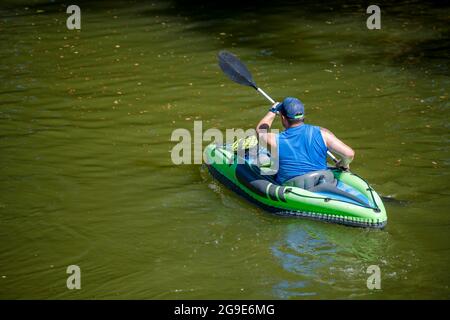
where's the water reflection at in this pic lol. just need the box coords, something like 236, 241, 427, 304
271, 222, 394, 299
271, 224, 337, 298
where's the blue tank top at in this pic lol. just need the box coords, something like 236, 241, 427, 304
276, 124, 328, 184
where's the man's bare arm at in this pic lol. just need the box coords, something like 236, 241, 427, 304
256, 105, 279, 149
320, 128, 354, 168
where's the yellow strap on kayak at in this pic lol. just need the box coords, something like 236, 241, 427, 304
231, 135, 258, 152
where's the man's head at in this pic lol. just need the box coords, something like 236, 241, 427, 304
279, 97, 305, 128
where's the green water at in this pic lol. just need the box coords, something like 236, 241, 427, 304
0, 0, 449, 299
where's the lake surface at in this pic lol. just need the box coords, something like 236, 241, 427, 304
0, 0, 449, 299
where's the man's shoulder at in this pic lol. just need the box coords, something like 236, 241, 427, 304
319, 126, 332, 134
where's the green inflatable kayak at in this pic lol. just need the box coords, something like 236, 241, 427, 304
204, 143, 387, 228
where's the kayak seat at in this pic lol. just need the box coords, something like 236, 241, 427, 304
284, 170, 368, 206
284, 170, 336, 189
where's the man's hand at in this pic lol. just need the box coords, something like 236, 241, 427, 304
256, 105, 279, 153
334, 159, 350, 171
269, 102, 282, 114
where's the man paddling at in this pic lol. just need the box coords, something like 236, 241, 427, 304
256, 97, 355, 189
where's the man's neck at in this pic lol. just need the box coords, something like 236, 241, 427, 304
288, 122, 304, 129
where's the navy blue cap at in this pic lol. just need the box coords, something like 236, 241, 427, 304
280, 97, 305, 120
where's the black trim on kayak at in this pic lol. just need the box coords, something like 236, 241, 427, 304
206, 164, 386, 229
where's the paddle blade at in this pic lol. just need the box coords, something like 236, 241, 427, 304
218, 51, 257, 89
